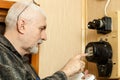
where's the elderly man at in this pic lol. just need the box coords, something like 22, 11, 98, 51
0, 1, 86, 80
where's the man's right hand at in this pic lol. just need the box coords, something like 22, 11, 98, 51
60, 53, 87, 77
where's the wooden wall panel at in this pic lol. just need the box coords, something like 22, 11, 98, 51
87, 0, 120, 79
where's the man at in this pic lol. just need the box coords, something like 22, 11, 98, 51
0, 1, 86, 80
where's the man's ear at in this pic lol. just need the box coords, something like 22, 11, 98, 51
17, 19, 25, 34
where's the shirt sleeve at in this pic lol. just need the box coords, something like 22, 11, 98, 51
42, 71, 67, 80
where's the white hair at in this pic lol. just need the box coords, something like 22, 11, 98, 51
5, 0, 46, 29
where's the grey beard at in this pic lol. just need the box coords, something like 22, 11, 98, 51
29, 45, 39, 54
29, 39, 43, 54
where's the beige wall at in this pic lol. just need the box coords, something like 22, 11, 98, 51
6, 0, 86, 79
39, 0, 86, 78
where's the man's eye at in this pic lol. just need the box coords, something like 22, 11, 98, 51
40, 28, 44, 30
39, 28, 45, 31
39, 26, 46, 31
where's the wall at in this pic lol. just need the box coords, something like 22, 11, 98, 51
86, 0, 120, 79
39, 0, 86, 78
5, 0, 86, 79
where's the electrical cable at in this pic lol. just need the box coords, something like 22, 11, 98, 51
104, 0, 111, 16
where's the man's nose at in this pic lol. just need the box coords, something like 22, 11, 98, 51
41, 31, 47, 41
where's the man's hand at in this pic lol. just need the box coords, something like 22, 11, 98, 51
60, 53, 87, 77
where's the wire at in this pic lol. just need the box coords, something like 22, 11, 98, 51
104, 0, 111, 16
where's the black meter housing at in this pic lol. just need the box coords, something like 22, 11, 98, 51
88, 16, 112, 34
85, 41, 113, 77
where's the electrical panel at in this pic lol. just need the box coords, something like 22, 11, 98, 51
96, 11, 120, 79
85, 11, 120, 79
85, 16, 113, 78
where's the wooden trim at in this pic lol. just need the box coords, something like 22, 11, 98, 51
0, 1, 14, 9
31, 53, 39, 74
81, 0, 87, 52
